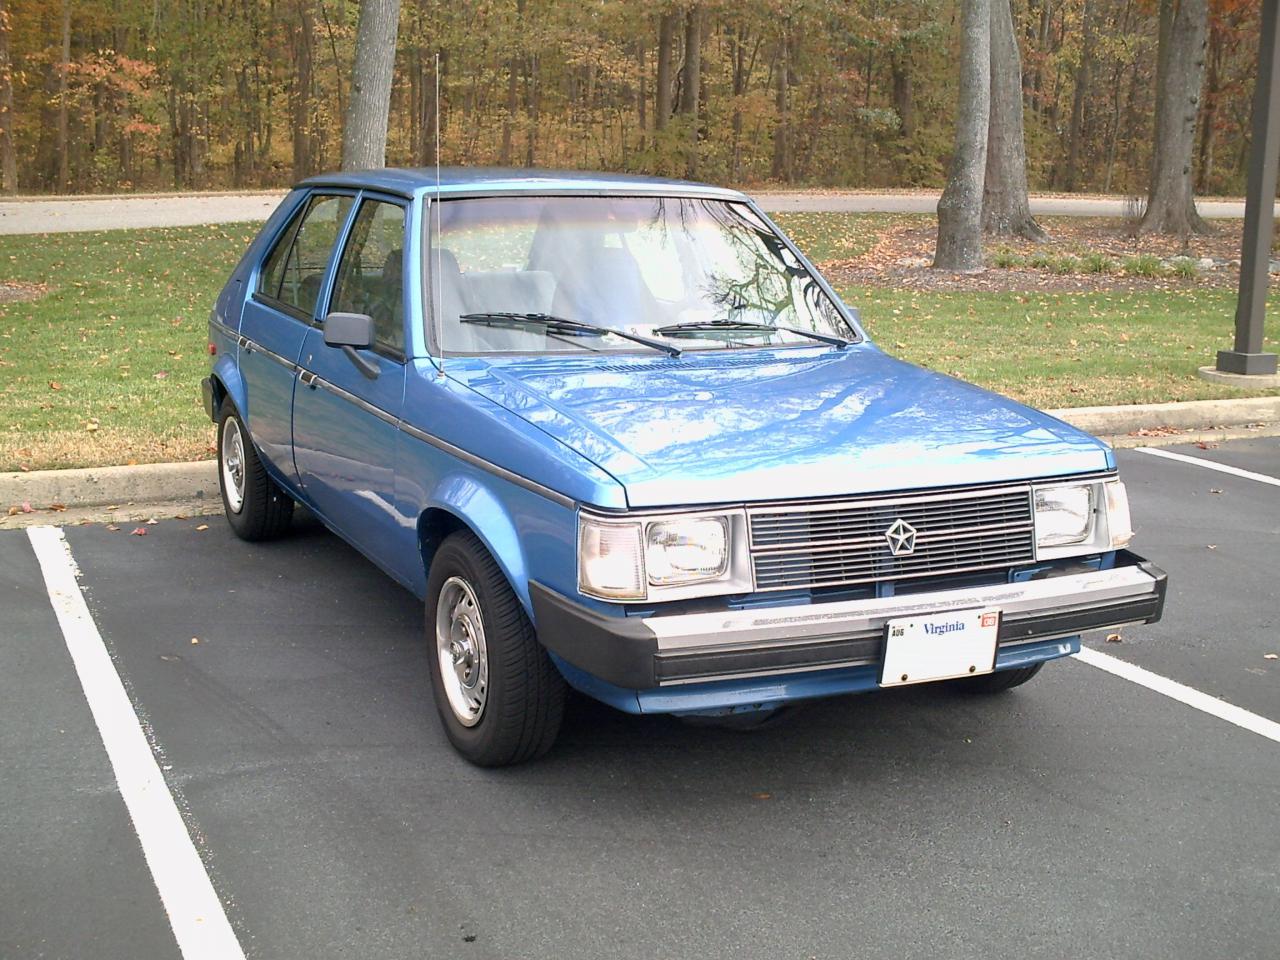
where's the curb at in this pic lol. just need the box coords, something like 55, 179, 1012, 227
1, 396, 1276, 518
1045, 396, 1280, 435
2, 461, 218, 515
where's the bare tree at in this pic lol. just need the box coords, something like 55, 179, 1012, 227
341, 0, 402, 171
677, 5, 702, 176
56, 0, 70, 191
1139, 0, 1210, 236
935, 0, 991, 270
0, 0, 16, 194
655, 11, 676, 132
982, 0, 1045, 240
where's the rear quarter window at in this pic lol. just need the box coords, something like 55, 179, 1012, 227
258, 193, 354, 318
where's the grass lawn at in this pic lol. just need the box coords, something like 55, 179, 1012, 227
1, 214, 1276, 471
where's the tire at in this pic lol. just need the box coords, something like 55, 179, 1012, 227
217, 400, 294, 542
425, 530, 566, 767
947, 662, 1043, 695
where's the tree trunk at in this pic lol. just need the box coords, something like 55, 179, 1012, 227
934, 0, 992, 271
890, 50, 913, 139
731, 25, 748, 178
56, 0, 70, 192
1060, 0, 1092, 191
1139, 0, 1210, 236
677, 5, 701, 176
290, 0, 315, 179
341, 0, 402, 171
771, 25, 791, 181
983, 0, 1046, 239
0, 0, 16, 194
655, 11, 675, 132
1195, 17, 1222, 194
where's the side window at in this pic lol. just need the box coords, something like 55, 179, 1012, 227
258, 205, 304, 302
259, 193, 353, 318
330, 200, 407, 357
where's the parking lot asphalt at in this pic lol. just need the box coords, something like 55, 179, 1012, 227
2, 437, 1277, 960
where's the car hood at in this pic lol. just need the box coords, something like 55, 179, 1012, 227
449, 345, 1111, 508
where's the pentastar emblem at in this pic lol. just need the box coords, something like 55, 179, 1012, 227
884, 518, 918, 556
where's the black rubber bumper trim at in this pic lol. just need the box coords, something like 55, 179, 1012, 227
200, 377, 217, 422
530, 581, 658, 689
533, 553, 1169, 689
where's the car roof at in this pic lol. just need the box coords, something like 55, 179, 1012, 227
295, 167, 750, 202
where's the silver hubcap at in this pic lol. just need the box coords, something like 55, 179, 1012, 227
221, 418, 246, 514
435, 577, 489, 727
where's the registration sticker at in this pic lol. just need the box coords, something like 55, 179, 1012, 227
880, 609, 1000, 687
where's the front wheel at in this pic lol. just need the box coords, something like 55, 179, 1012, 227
217, 401, 293, 541
425, 531, 565, 767
947, 662, 1043, 694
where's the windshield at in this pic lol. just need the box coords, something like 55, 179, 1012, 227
427, 195, 856, 355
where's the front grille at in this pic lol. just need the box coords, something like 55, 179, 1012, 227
748, 485, 1035, 591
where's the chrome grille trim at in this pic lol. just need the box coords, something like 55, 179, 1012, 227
748, 484, 1036, 591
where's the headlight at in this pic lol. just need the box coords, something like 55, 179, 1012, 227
578, 510, 748, 601
1034, 484, 1095, 546
645, 517, 728, 585
1033, 477, 1135, 559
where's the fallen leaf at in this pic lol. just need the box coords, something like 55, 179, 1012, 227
195, 524, 209, 531
129, 526, 148, 536
6, 506, 19, 516
152, 370, 169, 380
105, 524, 120, 532
48, 380, 63, 391
1195, 441, 1218, 450
752, 792, 772, 800
21, 501, 33, 513
47, 502, 66, 512
1105, 633, 1122, 643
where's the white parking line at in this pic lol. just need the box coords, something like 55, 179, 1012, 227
26, 526, 246, 960
1136, 446, 1280, 487
1075, 646, 1280, 744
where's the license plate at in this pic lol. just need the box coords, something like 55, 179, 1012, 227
879, 609, 1000, 687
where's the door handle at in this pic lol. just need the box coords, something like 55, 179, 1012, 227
299, 371, 318, 389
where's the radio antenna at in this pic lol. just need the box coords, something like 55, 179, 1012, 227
434, 51, 445, 378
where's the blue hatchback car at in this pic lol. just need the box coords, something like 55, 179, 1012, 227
203, 168, 1166, 766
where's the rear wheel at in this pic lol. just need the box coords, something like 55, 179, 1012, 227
947, 662, 1043, 694
426, 530, 565, 766
217, 401, 293, 541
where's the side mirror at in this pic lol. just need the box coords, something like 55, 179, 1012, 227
323, 312, 375, 349
322, 312, 379, 380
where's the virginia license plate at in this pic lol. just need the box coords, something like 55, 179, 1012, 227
879, 609, 1000, 687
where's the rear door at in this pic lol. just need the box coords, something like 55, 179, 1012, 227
292, 194, 411, 570
238, 192, 356, 481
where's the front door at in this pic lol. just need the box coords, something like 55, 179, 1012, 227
293, 195, 411, 572
239, 192, 355, 480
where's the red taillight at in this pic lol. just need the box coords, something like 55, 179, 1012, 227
208, 342, 217, 356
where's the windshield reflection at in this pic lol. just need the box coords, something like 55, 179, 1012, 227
430, 196, 854, 355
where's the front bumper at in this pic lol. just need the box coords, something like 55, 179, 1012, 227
531, 550, 1166, 696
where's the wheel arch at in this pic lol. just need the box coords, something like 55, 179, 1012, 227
209, 356, 247, 421
416, 487, 533, 613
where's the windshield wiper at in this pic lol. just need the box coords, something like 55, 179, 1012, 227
653, 319, 850, 349
459, 312, 681, 358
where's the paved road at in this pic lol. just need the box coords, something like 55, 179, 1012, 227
2, 437, 1277, 960
0, 190, 1254, 235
